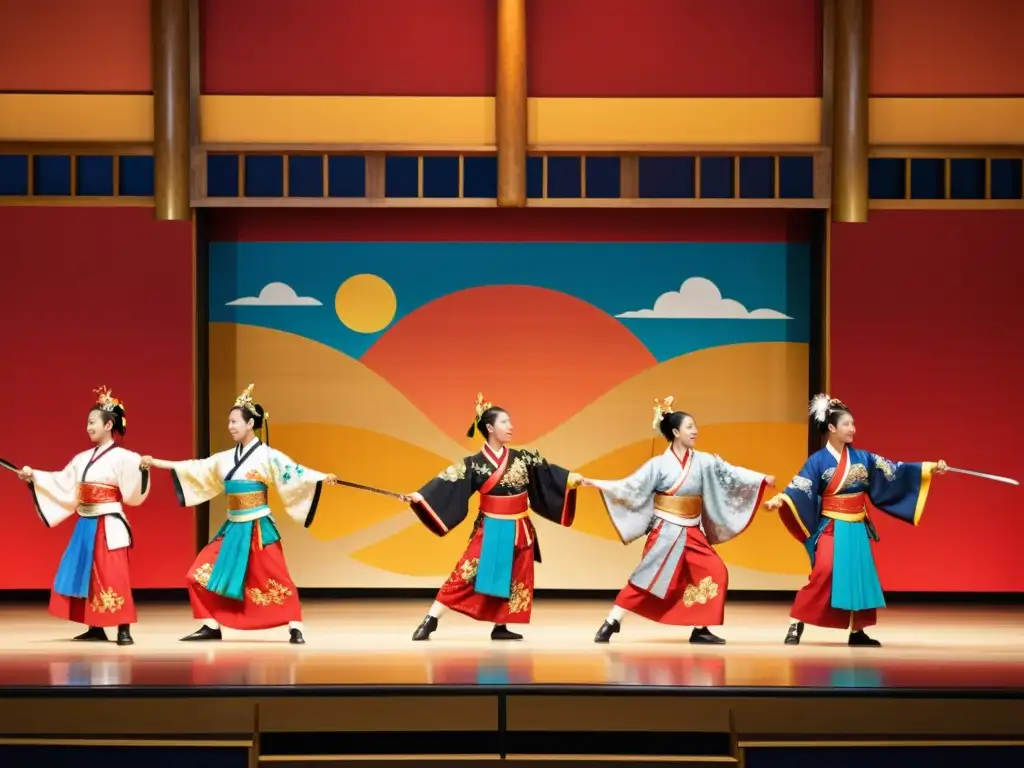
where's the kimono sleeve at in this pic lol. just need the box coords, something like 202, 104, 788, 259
269, 448, 328, 528
410, 458, 473, 537
867, 453, 935, 526
589, 459, 660, 544
116, 449, 152, 507
774, 458, 822, 544
522, 449, 579, 528
27, 459, 79, 528
699, 453, 769, 546
170, 454, 225, 508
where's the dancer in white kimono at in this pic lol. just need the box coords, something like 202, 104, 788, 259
17, 387, 151, 646
582, 397, 773, 644
141, 384, 336, 644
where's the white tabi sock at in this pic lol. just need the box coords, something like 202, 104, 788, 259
428, 601, 447, 619
204, 620, 220, 630
607, 605, 627, 624
288, 621, 303, 631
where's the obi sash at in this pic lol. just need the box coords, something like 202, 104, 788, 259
653, 494, 702, 527
822, 492, 867, 522
53, 483, 126, 599
475, 492, 530, 599
206, 479, 280, 601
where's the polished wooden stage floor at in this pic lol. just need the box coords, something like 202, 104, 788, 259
1, 599, 1022, 692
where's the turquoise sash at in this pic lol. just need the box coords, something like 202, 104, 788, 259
53, 516, 99, 598
475, 515, 517, 599
206, 480, 280, 601
830, 519, 886, 611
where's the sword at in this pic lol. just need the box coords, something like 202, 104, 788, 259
0, 457, 20, 474
332, 478, 411, 502
946, 466, 1020, 486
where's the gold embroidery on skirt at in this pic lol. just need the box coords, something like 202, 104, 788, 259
193, 562, 213, 588
90, 587, 125, 613
247, 579, 293, 606
508, 581, 532, 614
458, 557, 480, 583
682, 576, 719, 608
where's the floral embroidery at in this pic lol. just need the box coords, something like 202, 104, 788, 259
90, 587, 125, 614
518, 449, 544, 465
873, 454, 899, 481
438, 461, 467, 482
272, 458, 305, 485
247, 579, 293, 606
682, 576, 719, 608
193, 562, 213, 588
459, 558, 480, 582
471, 461, 493, 478
245, 468, 270, 484
499, 456, 530, 489
842, 464, 869, 489
440, 556, 479, 593
789, 475, 814, 498
508, 581, 532, 614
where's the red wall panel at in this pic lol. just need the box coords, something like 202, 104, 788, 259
0, 0, 151, 93
871, 0, 1024, 96
201, 0, 495, 96
0, 207, 195, 589
830, 211, 1024, 591
527, 0, 821, 97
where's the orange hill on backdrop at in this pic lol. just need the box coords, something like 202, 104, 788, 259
360, 285, 657, 445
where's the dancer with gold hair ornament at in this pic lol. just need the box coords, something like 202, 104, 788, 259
406, 393, 583, 641
581, 397, 774, 645
141, 384, 336, 645
13, 387, 151, 646
764, 394, 947, 647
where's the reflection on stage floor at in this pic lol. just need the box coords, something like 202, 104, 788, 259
0, 600, 1021, 692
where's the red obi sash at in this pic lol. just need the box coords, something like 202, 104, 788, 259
822, 492, 866, 513
479, 492, 529, 518
79, 483, 123, 504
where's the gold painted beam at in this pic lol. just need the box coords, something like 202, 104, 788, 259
496, 0, 527, 207
152, 0, 191, 221
831, 0, 869, 223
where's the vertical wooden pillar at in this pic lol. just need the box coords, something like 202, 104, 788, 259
152, 0, 191, 221
831, 0, 869, 223
496, 0, 527, 208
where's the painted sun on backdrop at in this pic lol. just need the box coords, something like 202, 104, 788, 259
335, 273, 398, 333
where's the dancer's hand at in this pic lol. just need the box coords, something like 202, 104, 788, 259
17, 466, 33, 482
408, 491, 424, 504
324, 474, 338, 485
567, 472, 584, 489
764, 495, 783, 510
934, 460, 948, 474
139, 455, 153, 469
765, 475, 776, 487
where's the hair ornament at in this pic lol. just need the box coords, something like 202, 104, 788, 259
467, 392, 493, 439
234, 383, 268, 420
94, 386, 127, 428
652, 395, 675, 430
809, 393, 846, 425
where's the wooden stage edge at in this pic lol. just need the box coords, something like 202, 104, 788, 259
0, 600, 1021, 754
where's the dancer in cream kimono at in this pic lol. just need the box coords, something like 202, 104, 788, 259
17, 387, 150, 646
142, 384, 336, 645
583, 397, 773, 644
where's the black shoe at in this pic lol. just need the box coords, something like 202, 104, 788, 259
412, 615, 438, 641
490, 624, 523, 641
73, 626, 109, 642
785, 621, 805, 645
594, 619, 621, 643
289, 628, 305, 645
690, 626, 726, 645
116, 624, 134, 646
848, 630, 882, 647
180, 625, 223, 642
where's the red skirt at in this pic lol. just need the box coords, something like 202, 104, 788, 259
791, 521, 877, 631
186, 529, 302, 631
615, 524, 729, 626
437, 521, 535, 625
50, 524, 136, 628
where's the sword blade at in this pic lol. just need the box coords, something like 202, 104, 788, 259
334, 478, 410, 501
0, 458, 19, 473
947, 467, 1020, 486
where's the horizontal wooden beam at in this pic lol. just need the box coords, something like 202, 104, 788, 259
871, 145, 1024, 159
870, 199, 1024, 210
0, 142, 154, 155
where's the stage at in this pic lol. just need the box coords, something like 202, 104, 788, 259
1, 598, 1022, 765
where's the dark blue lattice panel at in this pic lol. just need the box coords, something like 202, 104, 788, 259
779, 156, 814, 198
868, 158, 905, 199
638, 156, 695, 198
207, 154, 240, 197
739, 156, 774, 199
585, 156, 620, 198
385, 156, 418, 198
422, 156, 459, 198
327, 155, 366, 197
909, 158, 944, 199
244, 155, 284, 197
547, 156, 582, 198
288, 155, 323, 197
464, 155, 498, 198
119, 155, 154, 196
949, 158, 985, 200
700, 157, 734, 198
0, 154, 29, 195
526, 155, 544, 198
76, 155, 115, 196
991, 158, 1022, 199
33, 155, 72, 195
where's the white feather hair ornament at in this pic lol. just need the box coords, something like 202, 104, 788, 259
809, 393, 832, 425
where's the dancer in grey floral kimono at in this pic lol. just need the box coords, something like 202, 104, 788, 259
582, 397, 773, 644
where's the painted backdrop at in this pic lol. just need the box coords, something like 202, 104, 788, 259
208, 241, 811, 589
